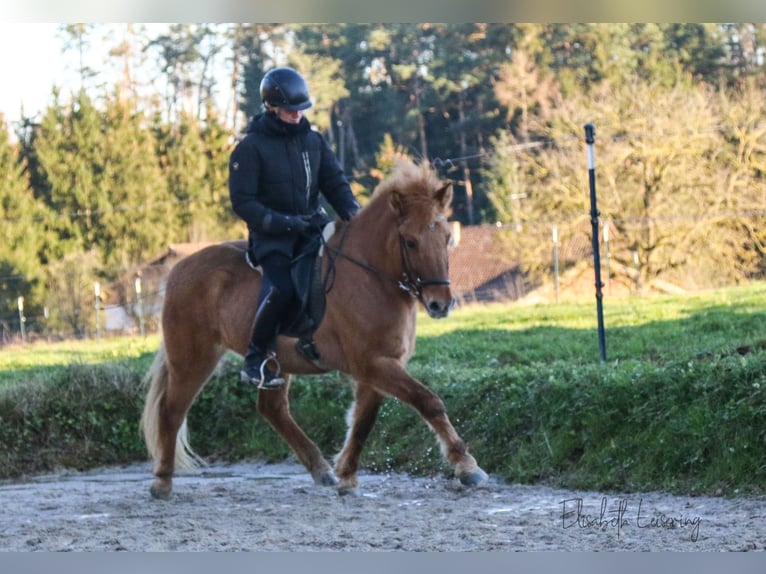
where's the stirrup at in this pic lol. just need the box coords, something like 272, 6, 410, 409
257, 351, 285, 390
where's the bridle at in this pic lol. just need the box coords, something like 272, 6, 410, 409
322, 217, 451, 306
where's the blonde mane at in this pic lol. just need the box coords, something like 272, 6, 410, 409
365, 158, 452, 223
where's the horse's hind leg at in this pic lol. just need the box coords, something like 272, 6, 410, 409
146, 345, 222, 500
257, 378, 338, 487
334, 383, 385, 495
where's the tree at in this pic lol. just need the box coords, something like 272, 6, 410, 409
287, 50, 349, 134
0, 114, 51, 331
158, 107, 238, 243
486, 73, 746, 292
200, 104, 241, 238
58, 24, 99, 92
236, 24, 293, 125
145, 24, 225, 122
425, 24, 517, 225
715, 78, 766, 279
32, 90, 106, 259
98, 89, 173, 270
43, 249, 101, 338
33, 88, 173, 273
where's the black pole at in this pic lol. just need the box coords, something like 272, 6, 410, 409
584, 123, 607, 362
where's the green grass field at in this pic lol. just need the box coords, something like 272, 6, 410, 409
415, 281, 766, 365
4, 282, 763, 376
1, 282, 765, 494
0, 335, 161, 388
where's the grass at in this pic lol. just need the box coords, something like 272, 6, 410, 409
1, 282, 765, 494
0, 335, 161, 388
414, 282, 766, 365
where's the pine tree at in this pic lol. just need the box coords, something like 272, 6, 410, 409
0, 115, 50, 332
98, 88, 173, 271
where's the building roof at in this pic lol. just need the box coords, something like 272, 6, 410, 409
142, 242, 218, 268
448, 224, 518, 295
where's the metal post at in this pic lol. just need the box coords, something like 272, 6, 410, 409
552, 225, 560, 303
603, 223, 611, 296
17, 296, 27, 343
584, 123, 607, 362
94, 281, 101, 340
135, 276, 146, 337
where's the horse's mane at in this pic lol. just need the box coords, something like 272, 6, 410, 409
362, 158, 451, 223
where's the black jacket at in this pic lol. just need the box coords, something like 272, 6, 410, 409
228, 112, 360, 259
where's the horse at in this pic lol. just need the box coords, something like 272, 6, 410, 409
140, 158, 488, 499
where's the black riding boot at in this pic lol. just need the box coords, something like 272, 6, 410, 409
241, 287, 287, 389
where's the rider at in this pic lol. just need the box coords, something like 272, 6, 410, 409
228, 66, 360, 389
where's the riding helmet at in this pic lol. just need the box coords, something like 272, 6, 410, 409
259, 67, 312, 111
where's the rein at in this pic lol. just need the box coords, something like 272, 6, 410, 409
322, 219, 450, 304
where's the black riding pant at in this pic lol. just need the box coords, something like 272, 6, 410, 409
258, 252, 296, 304
249, 252, 296, 351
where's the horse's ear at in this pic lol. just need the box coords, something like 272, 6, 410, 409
390, 188, 405, 216
434, 181, 453, 210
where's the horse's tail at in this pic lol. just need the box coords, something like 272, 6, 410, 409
140, 340, 204, 471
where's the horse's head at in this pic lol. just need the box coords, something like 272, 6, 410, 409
383, 159, 455, 318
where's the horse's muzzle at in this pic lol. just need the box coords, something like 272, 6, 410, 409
424, 295, 455, 319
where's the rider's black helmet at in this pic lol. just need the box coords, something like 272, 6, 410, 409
259, 67, 312, 111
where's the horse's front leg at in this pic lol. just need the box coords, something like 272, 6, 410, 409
256, 376, 338, 487
356, 357, 488, 488
334, 383, 386, 495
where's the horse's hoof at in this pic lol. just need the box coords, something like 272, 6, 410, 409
337, 485, 360, 497
314, 470, 339, 487
458, 467, 489, 487
150, 478, 172, 500
336, 476, 360, 497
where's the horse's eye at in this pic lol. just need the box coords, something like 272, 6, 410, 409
405, 238, 418, 250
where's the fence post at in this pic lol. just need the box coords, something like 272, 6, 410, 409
94, 281, 101, 340
584, 123, 607, 362
135, 276, 146, 337
552, 225, 560, 303
17, 296, 27, 343
603, 223, 611, 296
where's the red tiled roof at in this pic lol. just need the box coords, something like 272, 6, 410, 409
448, 224, 518, 294
143, 242, 218, 267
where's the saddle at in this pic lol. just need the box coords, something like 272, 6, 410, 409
246, 223, 337, 369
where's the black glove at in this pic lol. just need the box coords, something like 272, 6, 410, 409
287, 214, 311, 233
304, 211, 332, 230
266, 212, 309, 234
339, 200, 361, 221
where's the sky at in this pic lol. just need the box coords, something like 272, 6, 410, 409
0, 9, 766, 130
0, 23, 68, 125
0, 23, 221, 134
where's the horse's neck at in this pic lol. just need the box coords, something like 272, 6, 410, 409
342, 209, 400, 276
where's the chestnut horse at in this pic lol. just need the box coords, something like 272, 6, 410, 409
140, 158, 488, 499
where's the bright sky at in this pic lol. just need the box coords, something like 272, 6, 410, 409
0, 23, 238, 136
0, 23, 68, 125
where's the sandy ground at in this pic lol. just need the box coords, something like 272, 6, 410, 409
1, 459, 764, 552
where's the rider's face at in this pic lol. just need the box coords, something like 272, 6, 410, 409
276, 107, 303, 124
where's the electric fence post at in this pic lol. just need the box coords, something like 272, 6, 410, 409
584, 123, 607, 362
